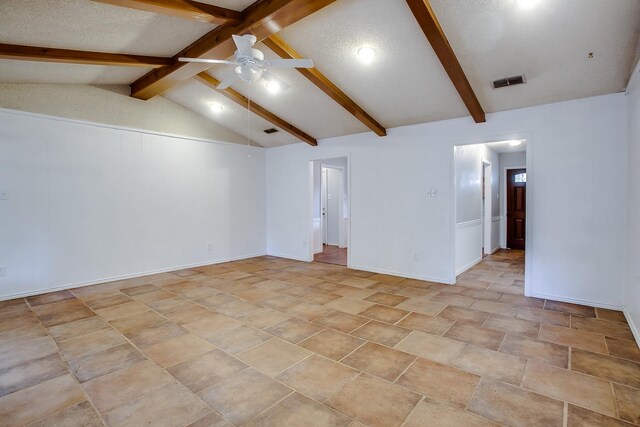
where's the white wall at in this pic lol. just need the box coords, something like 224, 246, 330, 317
453, 144, 500, 274
0, 108, 266, 300
499, 151, 527, 248
266, 93, 627, 308
625, 62, 640, 340
454, 144, 499, 222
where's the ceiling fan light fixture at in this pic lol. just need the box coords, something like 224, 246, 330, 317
266, 80, 281, 94
235, 63, 264, 83
517, 0, 540, 10
357, 46, 377, 64
209, 102, 224, 112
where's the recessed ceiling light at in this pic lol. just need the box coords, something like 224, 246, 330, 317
509, 140, 523, 146
266, 80, 281, 94
209, 102, 224, 112
517, 0, 540, 10
357, 46, 377, 64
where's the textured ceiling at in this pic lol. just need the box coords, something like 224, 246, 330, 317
165, 79, 302, 148
279, 0, 471, 129
429, 0, 640, 114
0, 0, 639, 147
485, 140, 527, 154
0, 0, 217, 56
0, 60, 150, 84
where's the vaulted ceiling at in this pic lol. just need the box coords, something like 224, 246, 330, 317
1, 0, 639, 147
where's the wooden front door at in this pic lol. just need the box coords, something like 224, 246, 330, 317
506, 168, 526, 250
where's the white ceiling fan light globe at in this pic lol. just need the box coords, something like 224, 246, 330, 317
235, 63, 264, 83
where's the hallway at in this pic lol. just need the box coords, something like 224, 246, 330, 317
457, 249, 525, 296
313, 245, 347, 267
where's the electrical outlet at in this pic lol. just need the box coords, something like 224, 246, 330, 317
0, 191, 8, 200
207, 244, 213, 252
412, 252, 420, 262
0, 267, 6, 277
302, 241, 308, 248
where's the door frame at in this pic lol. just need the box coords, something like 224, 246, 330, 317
321, 165, 344, 247
481, 159, 492, 256
307, 156, 351, 267
450, 134, 532, 298
503, 165, 526, 249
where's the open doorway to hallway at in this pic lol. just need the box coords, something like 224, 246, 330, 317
454, 139, 527, 294
310, 157, 349, 267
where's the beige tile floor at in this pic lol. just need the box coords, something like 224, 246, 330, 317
0, 250, 639, 426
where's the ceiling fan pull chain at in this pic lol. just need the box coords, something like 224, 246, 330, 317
247, 83, 251, 157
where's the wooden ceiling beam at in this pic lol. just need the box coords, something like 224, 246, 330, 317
196, 72, 317, 146
406, 0, 486, 123
0, 43, 171, 68
263, 34, 387, 137
130, 0, 337, 100
92, 0, 242, 25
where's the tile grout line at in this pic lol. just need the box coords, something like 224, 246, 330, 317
391, 356, 419, 383
399, 395, 425, 427
5, 254, 636, 427
609, 381, 620, 419
74, 286, 239, 427
25, 293, 110, 427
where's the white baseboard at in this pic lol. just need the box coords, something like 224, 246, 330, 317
456, 257, 482, 276
266, 253, 452, 285
348, 264, 453, 285
266, 252, 311, 262
489, 246, 501, 254
624, 309, 640, 347
530, 292, 623, 310
0, 251, 267, 301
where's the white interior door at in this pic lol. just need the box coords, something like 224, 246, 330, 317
323, 167, 342, 246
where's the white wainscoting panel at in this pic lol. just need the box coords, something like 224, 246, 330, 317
455, 219, 482, 275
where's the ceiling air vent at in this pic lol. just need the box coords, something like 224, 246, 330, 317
263, 128, 279, 134
492, 75, 526, 89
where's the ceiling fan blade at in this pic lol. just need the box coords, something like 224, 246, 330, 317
266, 58, 314, 69
178, 58, 236, 65
232, 34, 254, 57
217, 75, 237, 90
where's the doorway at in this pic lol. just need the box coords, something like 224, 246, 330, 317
322, 167, 342, 247
453, 138, 528, 296
310, 157, 349, 266
506, 168, 527, 249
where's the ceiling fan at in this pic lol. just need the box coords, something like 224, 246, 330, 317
179, 34, 314, 90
